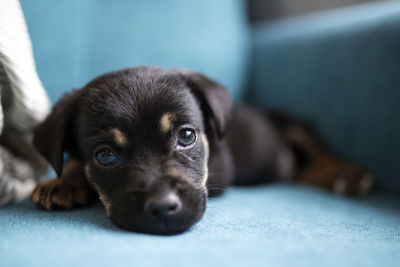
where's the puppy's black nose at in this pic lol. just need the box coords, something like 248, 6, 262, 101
145, 193, 182, 217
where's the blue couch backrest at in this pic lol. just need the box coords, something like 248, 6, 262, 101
250, 2, 400, 192
20, 0, 250, 103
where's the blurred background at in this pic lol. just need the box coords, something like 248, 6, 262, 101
19, 0, 400, 194
19, 0, 383, 102
248, 0, 377, 22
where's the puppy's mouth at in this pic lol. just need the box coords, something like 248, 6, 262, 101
113, 216, 190, 235
110, 206, 206, 235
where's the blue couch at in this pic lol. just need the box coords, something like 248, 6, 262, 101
1, 1, 399, 266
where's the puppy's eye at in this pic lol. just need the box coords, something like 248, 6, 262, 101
94, 147, 118, 166
177, 128, 196, 148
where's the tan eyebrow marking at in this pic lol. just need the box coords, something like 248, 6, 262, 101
110, 128, 127, 146
160, 112, 176, 133
84, 164, 91, 179
165, 166, 182, 178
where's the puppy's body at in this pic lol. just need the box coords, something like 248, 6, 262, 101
205, 106, 295, 197
31, 66, 372, 234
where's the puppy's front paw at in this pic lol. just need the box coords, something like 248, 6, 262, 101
30, 178, 91, 210
333, 166, 374, 196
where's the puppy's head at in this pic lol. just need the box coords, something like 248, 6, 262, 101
34, 66, 231, 234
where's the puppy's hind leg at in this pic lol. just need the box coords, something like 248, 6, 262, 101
31, 159, 96, 210
271, 113, 373, 196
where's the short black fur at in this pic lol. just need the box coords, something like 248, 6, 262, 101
32, 66, 371, 234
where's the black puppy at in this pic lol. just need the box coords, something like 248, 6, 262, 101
31, 66, 373, 234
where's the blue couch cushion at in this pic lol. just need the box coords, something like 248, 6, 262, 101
1, 184, 399, 267
250, 2, 400, 192
20, 0, 250, 103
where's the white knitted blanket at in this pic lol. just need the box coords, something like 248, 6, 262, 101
0, 0, 51, 205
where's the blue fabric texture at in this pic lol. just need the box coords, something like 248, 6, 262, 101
250, 1, 400, 192
20, 0, 250, 102
1, 185, 399, 267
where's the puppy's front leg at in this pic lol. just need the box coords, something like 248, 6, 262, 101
31, 159, 95, 210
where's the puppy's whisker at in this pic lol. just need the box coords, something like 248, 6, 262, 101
207, 184, 229, 188
207, 184, 229, 189
207, 187, 229, 190
207, 171, 222, 176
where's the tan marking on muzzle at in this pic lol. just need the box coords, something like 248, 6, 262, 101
111, 128, 127, 146
200, 133, 209, 187
84, 164, 112, 216
160, 113, 176, 133
84, 164, 91, 179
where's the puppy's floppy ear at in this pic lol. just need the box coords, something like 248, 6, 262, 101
33, 90, 82, 177
178, 70, 232, 139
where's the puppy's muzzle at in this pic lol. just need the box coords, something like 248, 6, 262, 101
144, 176, 183, 219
